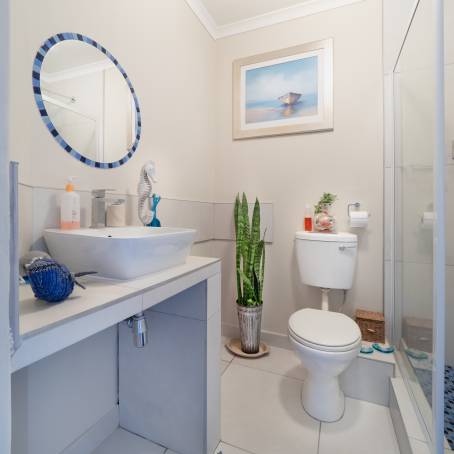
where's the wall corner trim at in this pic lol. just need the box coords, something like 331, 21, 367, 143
185, 0, 366, 40
184, 0, 219, 39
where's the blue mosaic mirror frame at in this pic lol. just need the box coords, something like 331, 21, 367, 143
32, 33, 141, 169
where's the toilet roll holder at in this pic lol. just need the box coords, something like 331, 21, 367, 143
347, 202, 361, 217
347, 202, 370, 228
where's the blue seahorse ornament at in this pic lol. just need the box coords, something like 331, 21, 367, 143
149, 193, 161, 227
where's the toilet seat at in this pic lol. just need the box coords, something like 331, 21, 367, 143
289, 308, 361, 352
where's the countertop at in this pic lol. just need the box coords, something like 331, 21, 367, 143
19, 256, 220, 339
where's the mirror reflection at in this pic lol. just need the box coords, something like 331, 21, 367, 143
36, 36, 140, 166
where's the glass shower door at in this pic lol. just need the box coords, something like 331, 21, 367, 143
394, 0, 448, 451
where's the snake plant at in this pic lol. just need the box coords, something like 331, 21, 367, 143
234, 193, 265, 307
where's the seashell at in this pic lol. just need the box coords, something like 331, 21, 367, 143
27, 258, 75, 303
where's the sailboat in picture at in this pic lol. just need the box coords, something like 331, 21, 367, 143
278, 92, 302, 106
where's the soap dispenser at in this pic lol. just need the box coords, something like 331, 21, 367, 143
60, 177, 80, 229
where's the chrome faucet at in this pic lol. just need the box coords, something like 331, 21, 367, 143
91, 189, 124, 228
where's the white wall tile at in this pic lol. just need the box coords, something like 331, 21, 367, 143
340, 356, 395, 406
384, 74, 395, 169
213, 202, 273, 243
19, 185, 218, 256
384, 260, 394, 342
401, 261, 433, 322
158, 198, 213, 242
400, 168, 433, 266
384, 167, 394, 262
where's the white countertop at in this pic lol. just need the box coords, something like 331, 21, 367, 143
19, 256, 220, 339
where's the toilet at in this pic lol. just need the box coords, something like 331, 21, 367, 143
289, 231, 362, 422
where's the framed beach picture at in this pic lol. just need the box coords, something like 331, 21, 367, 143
233, 39, 333, 139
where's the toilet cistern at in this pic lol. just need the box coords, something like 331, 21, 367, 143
295, 231, 358, 310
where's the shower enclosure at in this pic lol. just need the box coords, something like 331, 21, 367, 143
390, 0, 450, 452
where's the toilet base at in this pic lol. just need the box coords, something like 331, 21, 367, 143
301, 373, 345, 422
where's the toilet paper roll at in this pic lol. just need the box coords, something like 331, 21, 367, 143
349, 211, 369, 228
421, 212, 434, 229
107, 203, 126, 227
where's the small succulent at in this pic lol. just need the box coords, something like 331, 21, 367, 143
314, 192, 337, 214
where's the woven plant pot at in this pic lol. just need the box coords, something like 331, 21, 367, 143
237, 304, 263, 354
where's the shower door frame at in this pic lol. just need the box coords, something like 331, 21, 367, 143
388, 0, 446, 452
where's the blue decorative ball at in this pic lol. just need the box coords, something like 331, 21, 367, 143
27, 258, 75, 303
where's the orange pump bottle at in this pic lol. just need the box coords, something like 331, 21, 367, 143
304, 204, 313, 232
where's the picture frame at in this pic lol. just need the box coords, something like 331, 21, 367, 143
233, 39, 333, 139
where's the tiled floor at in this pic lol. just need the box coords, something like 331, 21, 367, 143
219, 337, 401, 454
94, 339, 401, 454
93, 428, 166, 453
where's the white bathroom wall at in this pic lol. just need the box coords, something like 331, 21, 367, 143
213, 0, 384, 338
12, 0, 220, 263
9, 0, 217, 202
0, 0, 11, 451
9, 2, 217, 453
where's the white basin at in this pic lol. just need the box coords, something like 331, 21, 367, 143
44, 226, 197, 280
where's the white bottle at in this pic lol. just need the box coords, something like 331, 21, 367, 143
60, 177, 80, 229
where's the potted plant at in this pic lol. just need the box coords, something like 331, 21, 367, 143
234, 193, 266, 354
314, 192, 337, 233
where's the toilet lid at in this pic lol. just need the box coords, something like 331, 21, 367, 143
288, 308, 361, 351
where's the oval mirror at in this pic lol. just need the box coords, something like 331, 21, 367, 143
32, 33, 141, 168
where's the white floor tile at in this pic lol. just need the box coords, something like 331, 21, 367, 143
221, 337, 234, 362
232, 345, 306, 381
220, 360, 230, 375
93, 428, 165, 454
165, 442, 251, 454
409, 437, 431, 454
221, 364, 319, 454
319, 398, 400, 454
215, 441, 253, 453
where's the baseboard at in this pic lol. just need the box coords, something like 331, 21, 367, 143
222, 323, 291, 350
62, 405, 119, 454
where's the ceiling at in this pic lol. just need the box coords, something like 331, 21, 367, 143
200, 0, 313, 26
185, 0, 365, 38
